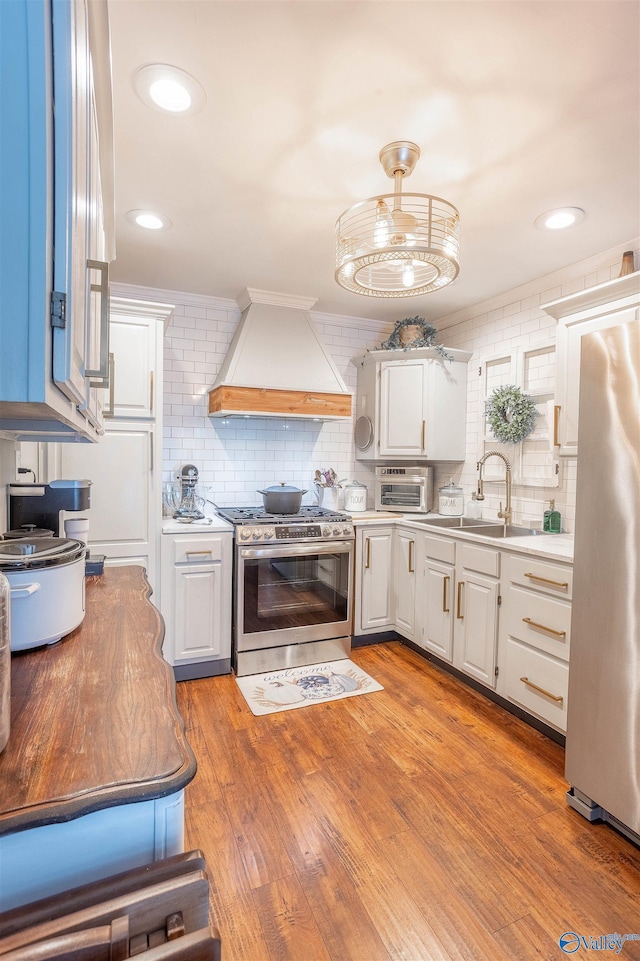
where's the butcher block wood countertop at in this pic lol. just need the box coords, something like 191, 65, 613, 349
0, 566, 196, 836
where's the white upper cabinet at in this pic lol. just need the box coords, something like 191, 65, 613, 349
104, 299, 171, 419
354, 347, 471, 461
543, 273, 640, 457
0, 0, 114, 442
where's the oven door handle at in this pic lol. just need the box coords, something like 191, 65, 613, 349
238, 540, 354, 560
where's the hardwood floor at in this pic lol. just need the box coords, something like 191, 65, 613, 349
176, 642, 640, 961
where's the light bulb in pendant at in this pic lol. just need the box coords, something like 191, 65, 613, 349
374, 199, 391, 248
403, 261, 415, 288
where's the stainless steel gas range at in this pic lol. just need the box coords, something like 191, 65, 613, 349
215, 507, 355, 677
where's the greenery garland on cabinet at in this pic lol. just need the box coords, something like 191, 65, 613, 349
485, 384, 538, 444
369, 316, 453, 361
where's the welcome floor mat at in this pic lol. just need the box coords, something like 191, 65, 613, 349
235, 659, 383, 716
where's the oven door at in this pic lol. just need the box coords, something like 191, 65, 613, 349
236, 540, 353, 653
376, 479, 427, 511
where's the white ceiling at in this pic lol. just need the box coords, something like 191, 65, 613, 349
106, 0, 640, 324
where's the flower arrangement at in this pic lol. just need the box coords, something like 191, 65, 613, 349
370, 316, 453, 360
485, 385, 538, 444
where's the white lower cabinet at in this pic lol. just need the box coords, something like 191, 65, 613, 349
417, 534, 456, 662
393, 527, 421, 641
497, 553, 572, 733
415, 535, 500, 688
356, 519, 573, 731
452, 543, 500, 689
354, 526, 394, 634
161, 531, 233, 679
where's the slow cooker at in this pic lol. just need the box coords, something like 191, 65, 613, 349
0, 537, 86, 652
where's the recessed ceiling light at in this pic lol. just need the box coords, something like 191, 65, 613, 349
535, 207, 586, 230
126, 209, 172, 231
134, 64, 205, 116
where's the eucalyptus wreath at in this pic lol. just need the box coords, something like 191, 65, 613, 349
372, 316, 453, 361
485, 385, 538, 444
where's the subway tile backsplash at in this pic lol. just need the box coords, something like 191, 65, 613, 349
112, 240, 636, 531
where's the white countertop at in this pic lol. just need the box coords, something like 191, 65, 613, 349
346, 511, 574, 563
162, 514, 234, 534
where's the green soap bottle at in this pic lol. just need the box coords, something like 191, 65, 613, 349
544, 499, 562, 533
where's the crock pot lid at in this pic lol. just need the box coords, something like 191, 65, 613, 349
0, 537, 82, 562
3, 527, 55, 539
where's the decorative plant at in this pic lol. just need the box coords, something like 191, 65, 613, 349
369, 316, 453, 361
485, 384, 538, 444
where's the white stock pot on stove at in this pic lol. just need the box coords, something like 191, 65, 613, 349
0, 537, 86, 651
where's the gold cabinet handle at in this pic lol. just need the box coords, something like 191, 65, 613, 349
456, 581, 464, 619
421, 420, 426, 451
365, 537, 371, 570
524, 572, 569, 590
520, 676, 563, 703
185, 550, 213, 557
408, 540, 414, 573
522, 616, 566, 638
442, 575, 450, 614
553, 405, 561, 447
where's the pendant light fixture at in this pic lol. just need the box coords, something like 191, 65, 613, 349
335, 141, 460, 298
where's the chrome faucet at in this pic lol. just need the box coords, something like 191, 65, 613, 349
476, 451, 512, 525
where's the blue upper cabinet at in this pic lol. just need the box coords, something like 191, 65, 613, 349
0, 0, 114, 442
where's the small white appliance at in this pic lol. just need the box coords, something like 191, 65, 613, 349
0, 537, 86, 651
374, 466, 433, 513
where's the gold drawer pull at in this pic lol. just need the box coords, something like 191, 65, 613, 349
408, 540, 414, 573
553, 404, 561, 447
522, 617, 566, 639
185, 550, 213, 557
456, 581, 464, 619
524, 572, 568, 590
365, 537, 371, 569
520, 676, 563, 703
442, 575, 450, 614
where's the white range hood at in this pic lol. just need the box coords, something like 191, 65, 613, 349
208, 289, 352, 420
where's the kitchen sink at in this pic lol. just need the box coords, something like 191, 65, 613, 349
412, 516, 496, 528
412, 516, 547, 538
463, 524, 546, 538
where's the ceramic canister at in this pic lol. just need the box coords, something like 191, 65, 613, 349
344, 482, 367, 512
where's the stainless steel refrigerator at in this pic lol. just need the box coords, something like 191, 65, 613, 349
565, 317, 640, 844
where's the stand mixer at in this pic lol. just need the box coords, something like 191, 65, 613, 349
173, 464, 205, 520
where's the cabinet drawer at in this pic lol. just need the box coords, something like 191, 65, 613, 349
459, 542, 500, 577
503, 637, 568, 732
172, 535, 227, 565
424, 534, 456, 564
505, 585, 571, 661
506, 553, 572, 599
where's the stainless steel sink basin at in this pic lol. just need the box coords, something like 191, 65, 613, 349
464, 524, 546, 538
413, 516, 496, 528
412, 516, 547, 538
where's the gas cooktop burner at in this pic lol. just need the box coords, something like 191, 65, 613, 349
216, 506, 348, 525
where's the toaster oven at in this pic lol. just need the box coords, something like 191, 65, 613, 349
374, 466, 433, 513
